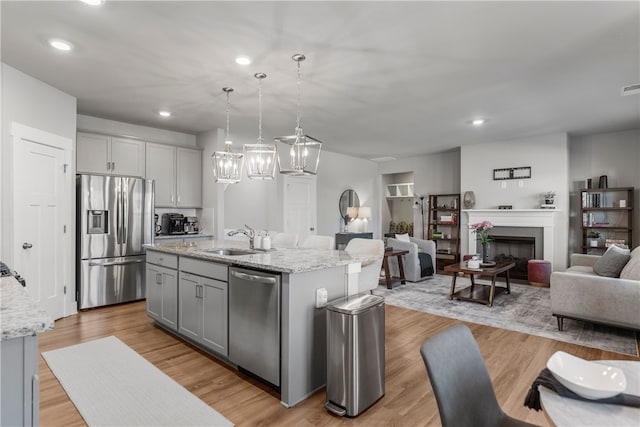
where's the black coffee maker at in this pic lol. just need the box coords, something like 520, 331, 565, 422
161, 213, 186, 235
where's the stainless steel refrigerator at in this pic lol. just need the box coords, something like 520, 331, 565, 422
77, 174, 154, 309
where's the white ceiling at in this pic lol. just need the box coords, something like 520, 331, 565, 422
2, 1, 639, 160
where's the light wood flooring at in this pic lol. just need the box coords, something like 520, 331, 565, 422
38, 301, 640, 426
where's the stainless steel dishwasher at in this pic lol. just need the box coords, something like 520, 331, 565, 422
228, 266, 281, 387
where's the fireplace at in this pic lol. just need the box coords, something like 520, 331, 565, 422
465, 209, 557, 267
483, 235, 535, 280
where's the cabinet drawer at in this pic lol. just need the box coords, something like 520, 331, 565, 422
179, 257, 228, 282
146, 251, 178, 269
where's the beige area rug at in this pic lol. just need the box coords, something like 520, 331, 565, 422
374, 275, 639, 356
42, 336, 234, 426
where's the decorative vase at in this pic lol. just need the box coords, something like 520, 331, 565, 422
463, 191, 476, 209
481, 242, 489, 263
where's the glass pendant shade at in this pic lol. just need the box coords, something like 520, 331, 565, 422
275, 53, 322, 176
212, 87, 244, 184
244, 73, 277, 180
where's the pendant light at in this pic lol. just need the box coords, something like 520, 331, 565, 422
243, 73, 277, 179
212, 87, 244, 184
275, 54, 322, 176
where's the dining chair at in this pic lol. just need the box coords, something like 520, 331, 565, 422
300, 235, 335, 250
271, 232, 299, 248
420, 324, 538, 427
345, 238, 385, 294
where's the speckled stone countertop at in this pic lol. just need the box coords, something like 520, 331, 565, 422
154, 233, 214, 240
145, 239, 381, 274
1, 276, 54, 340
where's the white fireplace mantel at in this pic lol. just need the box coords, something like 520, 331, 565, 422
463, 209, 559, 266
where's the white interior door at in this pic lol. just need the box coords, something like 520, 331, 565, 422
13, 123, 72, 320
283, 176, 317, 243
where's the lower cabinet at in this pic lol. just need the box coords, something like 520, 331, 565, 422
178, 272, 228, 357
0, 335, 39, 426
146, 263, 178, 331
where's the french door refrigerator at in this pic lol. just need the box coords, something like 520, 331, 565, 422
77, 174, 154, 309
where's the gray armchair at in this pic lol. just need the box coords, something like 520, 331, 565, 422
387, 236, 436, 282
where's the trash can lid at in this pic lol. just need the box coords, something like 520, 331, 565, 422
326, 293, 384, 315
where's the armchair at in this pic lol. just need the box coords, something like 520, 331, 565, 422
387, 236, 436, 282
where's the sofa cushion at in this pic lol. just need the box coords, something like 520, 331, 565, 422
566, 265, 599, 276
395, 233, 411, 242
593, 245, 631, 278
620, 246, 640, 281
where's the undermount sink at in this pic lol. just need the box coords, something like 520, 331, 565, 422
201, 248, 257, 256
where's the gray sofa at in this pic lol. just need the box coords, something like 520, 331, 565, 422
550, 247, 640, 331
387, 236, 436, 282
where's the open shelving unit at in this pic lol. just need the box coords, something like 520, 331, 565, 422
428, 193, 461, 272
580, 187, 634, 254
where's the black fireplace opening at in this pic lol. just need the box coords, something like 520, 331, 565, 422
487, 235, 535, 281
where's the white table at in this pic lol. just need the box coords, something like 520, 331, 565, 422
540, 361, 640, 426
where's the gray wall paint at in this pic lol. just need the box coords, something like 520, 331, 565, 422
315, 151, 380, 238
77, 114, 197, 147
460, 132, 569, 269
569, 129, 640, 253
1, 63, 76, 263
380, 150, 461, 238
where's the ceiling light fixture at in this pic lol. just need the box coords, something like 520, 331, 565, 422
80, 0, 104, 6
212, 87, 244, 184
243, 73, 277, 180
235, 56, 251, 66
49, 38, 73, 51
158, 110, 171, 117
472, 119, 486, 126
275, 54, 322, 176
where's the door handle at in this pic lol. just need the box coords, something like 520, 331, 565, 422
22, 242, 33, 249
231, 270, 277, 284
310, 227, 315, 231
111, 162, 115, 170
156, 273, 162, 284
89, 259, 144, 267
107, 161, 111, 170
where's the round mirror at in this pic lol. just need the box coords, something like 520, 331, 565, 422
339, 189, 360, 225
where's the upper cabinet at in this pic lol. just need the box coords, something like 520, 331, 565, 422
146, 142, 202, 208
77, 132, 145, 177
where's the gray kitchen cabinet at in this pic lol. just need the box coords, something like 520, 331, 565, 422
178, 258, 228, 356
145, 252, 178, 331
77, 132, 145, 177
146, 142, 202, 208
0, 335, 39, 426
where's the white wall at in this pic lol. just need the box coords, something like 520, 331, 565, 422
77, 114, 196, 147
316, 151, 380, 238
1, 63, 77, 264
380, 150, 461, 238
196, 129, 225, 238
569, 129, 640, 252
460, 132, 569, 269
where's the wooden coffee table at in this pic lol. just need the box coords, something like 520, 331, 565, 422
380, 249, 410, 289
444, 261, 516, 307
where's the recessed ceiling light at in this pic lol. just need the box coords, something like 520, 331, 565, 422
80, 0, 104, 5
49, 38, 73, 51
472, 119, 486, 126
158, 111, 171, 118
235, 56, 251, 66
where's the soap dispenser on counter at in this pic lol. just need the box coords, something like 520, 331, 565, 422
262, 232, 271, 250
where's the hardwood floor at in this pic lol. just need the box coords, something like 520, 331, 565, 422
39, 301, 639, 426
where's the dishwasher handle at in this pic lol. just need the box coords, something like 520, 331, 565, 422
231, 270, 277, 284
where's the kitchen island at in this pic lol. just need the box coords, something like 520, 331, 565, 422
1, 276, 54, 426
144, 239, 381, 408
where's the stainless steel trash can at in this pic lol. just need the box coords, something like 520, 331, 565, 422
325, 293, 385, 417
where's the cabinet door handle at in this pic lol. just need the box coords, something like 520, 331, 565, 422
200, 284, 204, 299
156, 273, 162, 284
111, 162, 115, 170
107, 161, 111, 170
177, 195, 181, 203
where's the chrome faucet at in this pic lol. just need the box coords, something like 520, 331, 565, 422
227, 224, 256, 249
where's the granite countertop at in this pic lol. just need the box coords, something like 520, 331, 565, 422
144, 239, 381, 274
1, 276, 54, 340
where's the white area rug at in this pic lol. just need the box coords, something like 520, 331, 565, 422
374, 275, 638, 356
42, 336, 233, 427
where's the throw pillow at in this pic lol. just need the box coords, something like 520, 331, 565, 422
593, 245, 631, 278
620, 246, 639, 281
395, 233, 411, 242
